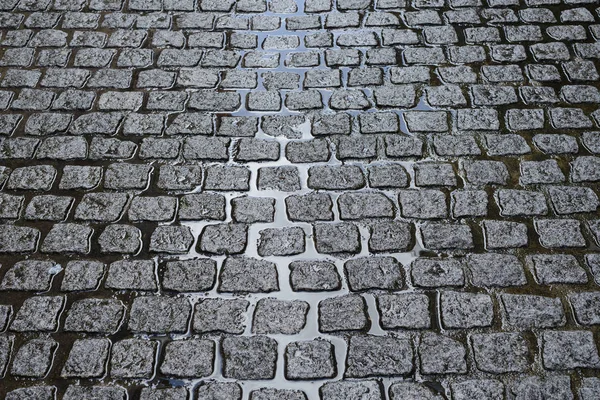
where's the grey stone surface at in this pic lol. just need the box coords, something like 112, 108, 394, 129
64, 298, 125, 333
11, 338, 57, 377
160, 339, 214, 378
289, 261, 341, 292
196, 383, 242, 400
399, 189, 447, 219
199, 223, 248, 255
98, 224, 141, 254
105, 259, 157, 290
419, 333, 467, 374
345, 335, 413, 377
412, 258, 465, 288
535, 219, 586, 248
344, 256, 403, 291
258, 227, 305, 256
377, 293, 430, 329
193, 298, 249, 334
314, 223, 361, 254
62, 338, 110, 378
509, 375, 573, 400
1, 260, 58, 291
541, 330, 600, 369
222, 336, 278, 380
451, 380, 505, 400
389, 382, 444, 400
528, 254, 587, 284
441, 291, 494, 329
320, 381, 383, 400
471, 333, 530, 373
338, 192, 394, 219
1, 1, 600, 395
570, 292, 600, 325
286, 193, 333, 222
218, 256, 279, 293
149, 225, 194, 254
10, 296, 64, 332
253, 298, 308, 334
60, 260, 105, 291
285, 339, 336, 380
501, 294, 565, 329
178, 193, 225, 221
110, 339, 157, 379
483, 220, 528, 249
466, 253, 526, 287
0, 225, 40, 254
319, 295, 369, 332
162, 259, 216, 292
128, 296, 191, 333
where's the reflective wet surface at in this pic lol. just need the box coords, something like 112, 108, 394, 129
1, 0, 600, 398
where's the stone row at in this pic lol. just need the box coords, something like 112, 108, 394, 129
2, 327, 600, 379
3, 156, 600, 188
4, 110, 600, 141
4, 375, 600, 400
1, 184, 598, 220
2, 30, 600, 64
2, 217, 600, 255
1, 0, 598, 12
3, 132, 600, 163
3, 22, 600, 53
4, 79, 600, 110
3, 6, 600, 31
1, 253, 600, 293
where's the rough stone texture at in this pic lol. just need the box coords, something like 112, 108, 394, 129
252, 298, 308, 334
344, 256, 403, 291
199, 223, 248, 255
110, 339, 157, 379
419, 333, 467, 374
128, 296, 191, 333
441, 291, 494, 329
222, 336, 278, 380
191, 298, 247, 335
64, 298, 125, 334
501, 294, 566, 328
319, 295, 369, 332
451, 379, 505, 400
1, 1, 600, 395
160, 339, 215, 378
162, 258, 216, 292
466, 253, 526, 287
285, 340, 336, 380
320, 381, 383, 400
62, 339, 110, 378
218, 256, 279, 293
314, 223, 361, 254
105, 260, 157, 290
289, 261, 341, 291
377, 293, 431, 329
11, 338, 57, 377
471, 333, 531, 373
345, 335, 413, 377
258, 227, 305, 256
412, 258, 465, 288
10, 296, 64, 332
1, 260, 60, 291
541, 330, 600, 369
60, 260, 105, 291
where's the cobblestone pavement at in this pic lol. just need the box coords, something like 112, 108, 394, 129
2, 0, 600, 399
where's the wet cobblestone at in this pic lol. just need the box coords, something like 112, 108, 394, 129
1, 0, 600, 398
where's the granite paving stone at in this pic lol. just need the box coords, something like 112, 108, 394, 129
1, 0, 600, 396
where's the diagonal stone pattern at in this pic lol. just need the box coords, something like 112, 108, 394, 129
1, 0, 600, 398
